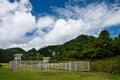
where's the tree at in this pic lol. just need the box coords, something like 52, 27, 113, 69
112, 35, 120, 55
99, 30, 110, 39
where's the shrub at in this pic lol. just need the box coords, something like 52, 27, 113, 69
0, 64, 2, 67
91, 60, 120, 74
111, 64, 120, 74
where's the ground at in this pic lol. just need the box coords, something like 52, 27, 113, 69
0, 63, 120, 80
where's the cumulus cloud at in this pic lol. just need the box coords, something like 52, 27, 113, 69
0, 0, 120, 50
44, 19, 86, 44
36, 16, 55, 37
37, 16, 55, 29
0, 12, 35, 41
0, 0, 36, 47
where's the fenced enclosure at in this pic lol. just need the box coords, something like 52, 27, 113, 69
9, 61, 90, 72
48, 61, 90, 71
9, 61, 44, 72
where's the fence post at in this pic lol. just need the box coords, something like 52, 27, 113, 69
9, 61, 12, 70
88, 62, 90, 72
13, 61, 17, 72
75, 62, 77, 71
69, 62, 71, 71
81, 62, 82, 71
65, 63, 67, 70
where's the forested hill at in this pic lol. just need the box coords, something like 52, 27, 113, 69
0, 30, 120, 62
51, 30, 120, 61
0, 48, 26, 62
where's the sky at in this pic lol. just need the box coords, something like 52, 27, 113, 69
0, 0, 120, 51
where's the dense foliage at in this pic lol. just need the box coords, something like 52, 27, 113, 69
0, 48, 26, 62
51, 30, 120, 61
0, 30, 120, 62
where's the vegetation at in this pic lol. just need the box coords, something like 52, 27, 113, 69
91, 55, 120, 74
0, 66, 116, 80
0, 48, 25, 63
0, 64, 2, 67
53, 30, 114, 60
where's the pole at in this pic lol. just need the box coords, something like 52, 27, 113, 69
36, 53, 39, 69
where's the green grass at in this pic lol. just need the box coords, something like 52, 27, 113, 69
91, 55, 120, 74
0, 63, 9, 68
0, 57, 120, 80
0, 67, 115, 80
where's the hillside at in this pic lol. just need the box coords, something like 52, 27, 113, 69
50, 30, 120, 61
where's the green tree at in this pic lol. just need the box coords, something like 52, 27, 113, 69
99, 30, 110, 39
112, 35, 120, 55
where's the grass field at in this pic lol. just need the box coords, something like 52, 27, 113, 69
0, 63, 120, 80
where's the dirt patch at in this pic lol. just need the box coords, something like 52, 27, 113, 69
91, 72, 112, 79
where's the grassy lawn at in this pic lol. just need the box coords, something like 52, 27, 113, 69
0, 63, 120, 80
0, 63, 9, 68
0, 67, 113, 80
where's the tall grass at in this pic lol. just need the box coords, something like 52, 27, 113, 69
91, 55, 120, 74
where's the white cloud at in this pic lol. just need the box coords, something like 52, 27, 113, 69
37, 16, 55, 29
102, 10, 120, 27
9, 37, 45, 51
54, 2, 120, 35
0, 0, 17, 17
0, 0, 36, 50
0, 12, 36, 42
36, 16, 55, 37
0, 0, 36, 43
44, 19, 86, 44
0, 0, 120, 50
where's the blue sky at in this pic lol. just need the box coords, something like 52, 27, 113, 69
0, 0, 120, 50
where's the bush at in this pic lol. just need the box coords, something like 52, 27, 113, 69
91, 60, 120, 74
0, 64, 2, 67
111, 64, 120, 74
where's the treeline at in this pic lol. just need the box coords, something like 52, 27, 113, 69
0, 30, 120, 62
52, 30, 120, 61
0, 46, 57, 63
0, 48, 25, 63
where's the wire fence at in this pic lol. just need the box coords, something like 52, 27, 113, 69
9, 61, 90, 72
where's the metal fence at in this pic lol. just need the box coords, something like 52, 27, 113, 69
9, 61, 90, 72
48, 61, 90, 71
